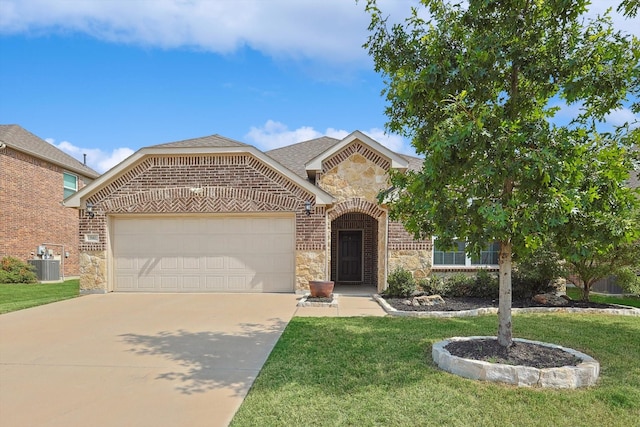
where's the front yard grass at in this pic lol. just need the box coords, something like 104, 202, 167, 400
231, 314, 640, 427
0, 279, 79, 314
566, 287, 640, 308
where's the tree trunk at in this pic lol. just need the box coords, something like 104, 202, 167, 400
581, 279, 593, 302
497, 240, 513, 348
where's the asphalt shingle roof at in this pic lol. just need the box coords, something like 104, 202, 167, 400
266, 136, 340, 178
151, 134, 248, 148
0, 124, 99, 178
265, 136, 424, 178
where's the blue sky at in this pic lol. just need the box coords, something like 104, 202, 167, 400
1, 0, 638, 173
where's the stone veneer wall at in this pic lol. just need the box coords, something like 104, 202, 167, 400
387, 220, 433, 281
388, 249, 432, 280
318, 143, 391, 292
79, 250, 107, 293
295, 249, 326, 292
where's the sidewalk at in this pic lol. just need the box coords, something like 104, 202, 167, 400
294, 293, 387, 317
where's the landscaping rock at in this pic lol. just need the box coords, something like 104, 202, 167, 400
404, 295, 446, 306
532, 293, 568, 306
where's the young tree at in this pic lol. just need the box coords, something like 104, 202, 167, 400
554, 142, 640, 301
365, 0, 639, 347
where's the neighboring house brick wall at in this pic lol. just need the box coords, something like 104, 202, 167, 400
0, 147, 86, 277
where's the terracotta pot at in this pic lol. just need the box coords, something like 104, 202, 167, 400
309, 280, 335, 298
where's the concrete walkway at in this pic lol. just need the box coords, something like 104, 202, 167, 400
0, 292, 385, 427
294, 294, 387, 317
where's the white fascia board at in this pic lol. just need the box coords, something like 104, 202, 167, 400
64, 146, 335, 208
305, 130, 409, 173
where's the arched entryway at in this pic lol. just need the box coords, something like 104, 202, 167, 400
330, 212, 378, 288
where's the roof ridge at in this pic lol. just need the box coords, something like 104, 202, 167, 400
151, 133, 249, 148
266, 135, 340, 153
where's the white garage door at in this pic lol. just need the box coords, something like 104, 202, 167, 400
112, 215, 295, 292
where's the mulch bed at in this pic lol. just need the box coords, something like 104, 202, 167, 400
445, 338, 581, 369
383, 295, 624, 368
383, 296, 627, 312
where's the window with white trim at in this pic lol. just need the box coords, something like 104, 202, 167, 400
63, 172, 78, 199
433, 239, 499, 267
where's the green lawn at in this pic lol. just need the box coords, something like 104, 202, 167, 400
0, 279, 80, 314
566, 287, 640, 308
231, 314, 640, 427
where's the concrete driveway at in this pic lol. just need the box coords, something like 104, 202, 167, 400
0, 293, 299, 427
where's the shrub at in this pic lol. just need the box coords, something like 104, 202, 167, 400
444, 273, 476, 297
616, 267, 640, 296
512, 248, 566, 299
441, 271, 499, 298
418, 275, 451, 296
0, 257, 38, 284
469, 269, 499, 298
384, 267, 417, 297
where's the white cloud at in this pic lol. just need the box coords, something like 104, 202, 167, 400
245, 120, 416, 156
605, 107, 640, 129
0, 0, 420, 67
46, 138, 134, 173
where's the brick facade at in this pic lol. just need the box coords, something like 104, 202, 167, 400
0, 147, 90, 277
79, 154, 320, 252
71, 133, 436, 293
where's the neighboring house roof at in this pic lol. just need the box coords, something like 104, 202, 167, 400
0, 124, 99, 178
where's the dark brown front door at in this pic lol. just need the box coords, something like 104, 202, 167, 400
338, 230, 362, 282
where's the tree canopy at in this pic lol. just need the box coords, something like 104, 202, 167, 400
365, 0, 639, 346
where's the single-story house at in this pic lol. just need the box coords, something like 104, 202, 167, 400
0, 124, 100, 278
65, 130, 498, 294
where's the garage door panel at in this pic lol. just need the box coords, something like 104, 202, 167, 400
160, 276, 178, 289
113, 215, 294, 292
228, 276, 248, 290
206, 256, 225, 269
138, 277, 157, 289
183, 276, 202, 289
227, 257, 246, 270
205, 276, 225, 290
183, 257, 200, 270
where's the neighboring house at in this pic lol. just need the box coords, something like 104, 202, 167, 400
65, 130, 498, 294
0, 125, 100, 278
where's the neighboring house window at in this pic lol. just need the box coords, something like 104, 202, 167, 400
433, 239, 499, 267
63, 172, 78, 198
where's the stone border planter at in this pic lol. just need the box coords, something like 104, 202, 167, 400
297, 293, 339, 307
432, 336, 599, 388
373, 294, 640, 318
